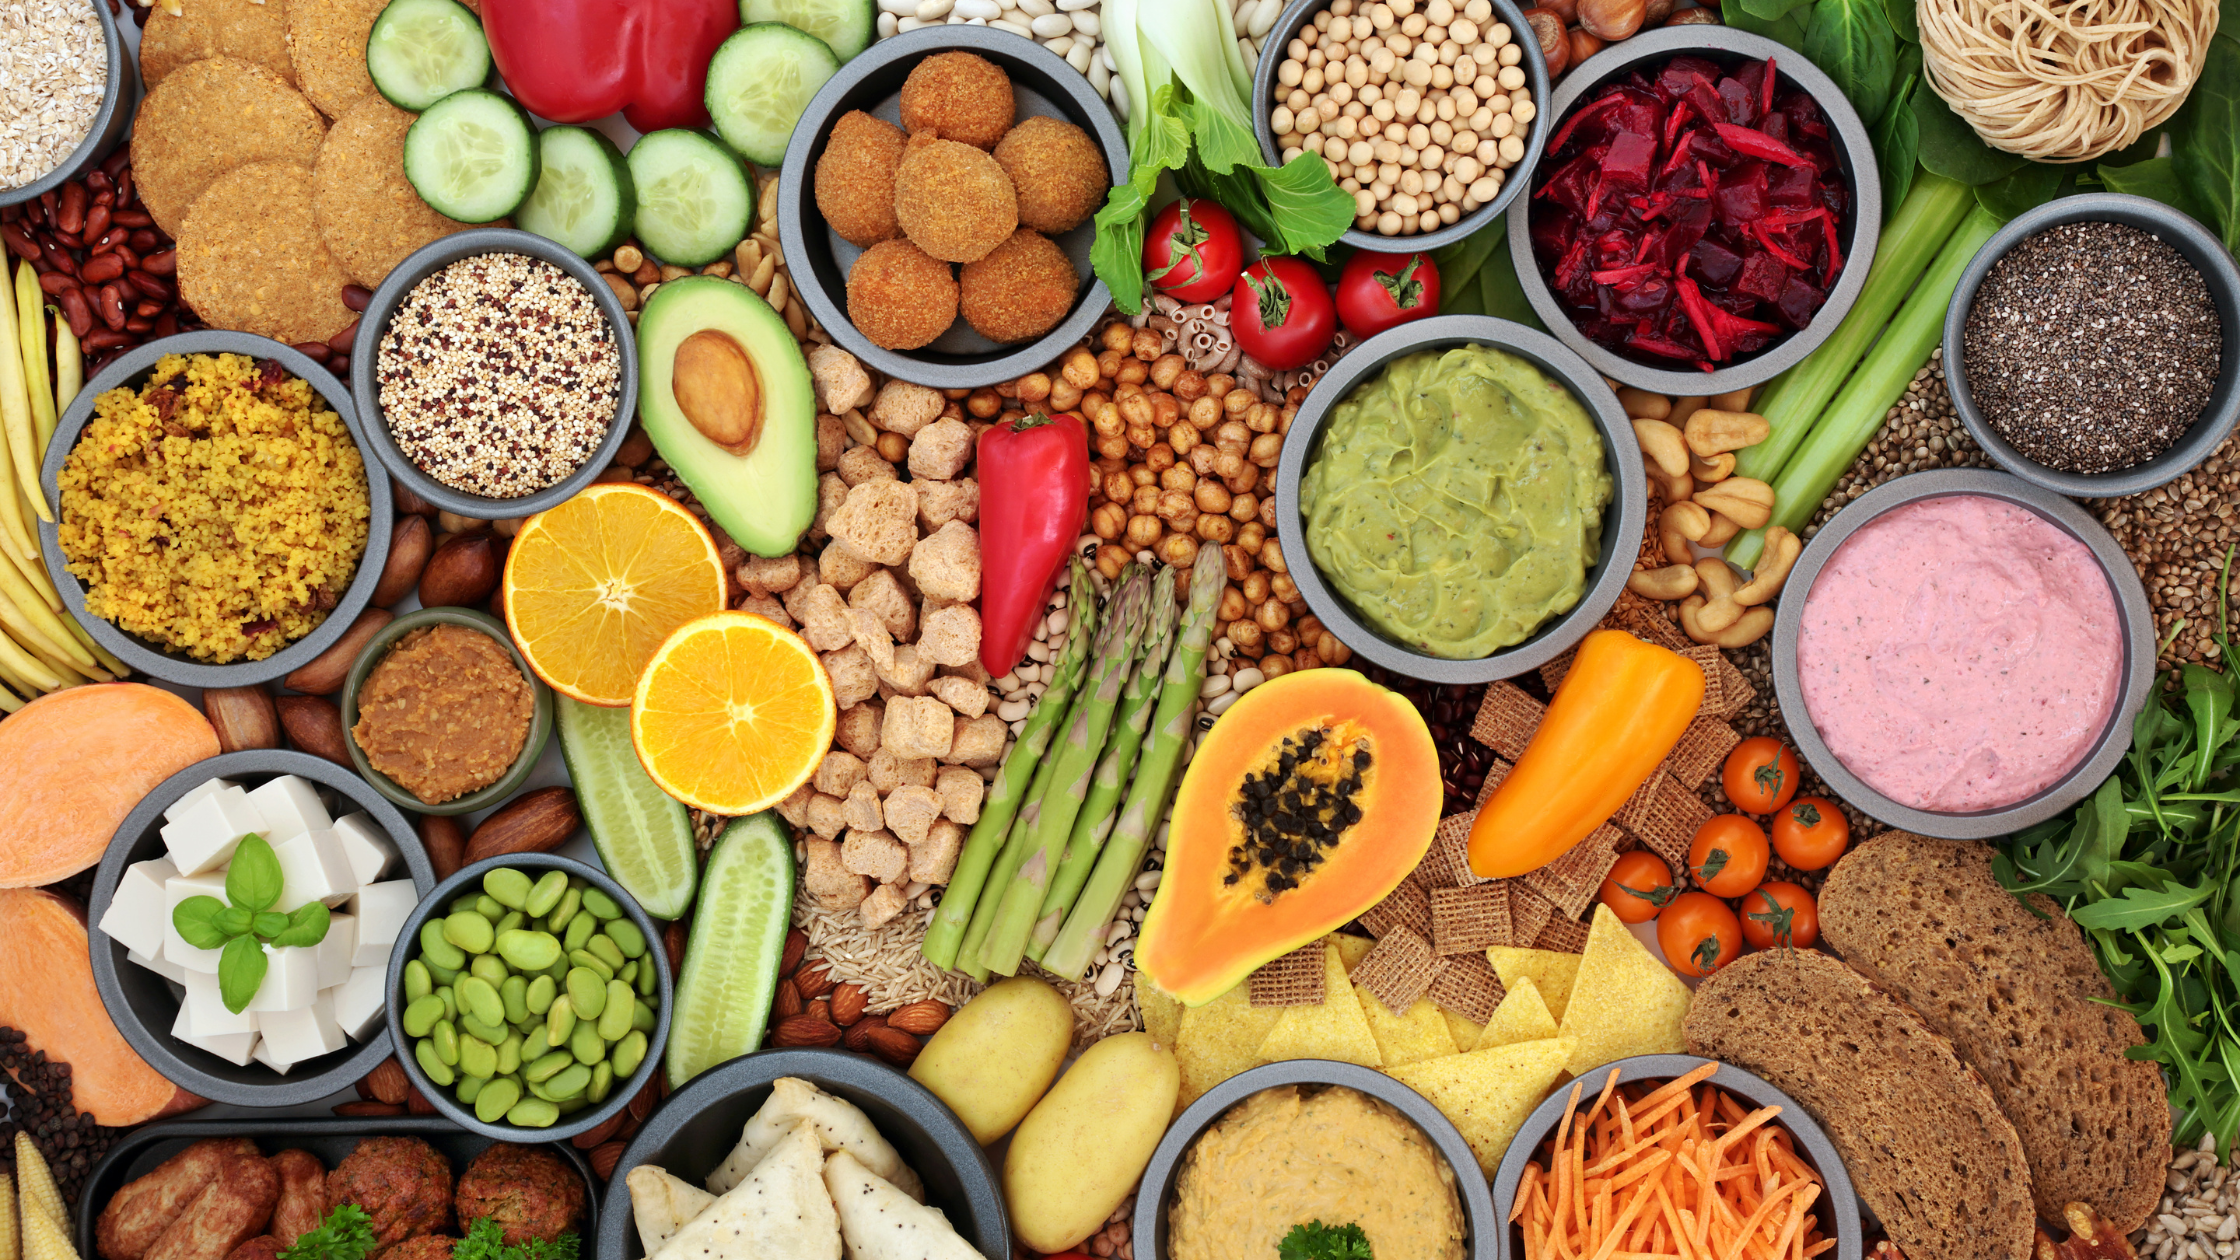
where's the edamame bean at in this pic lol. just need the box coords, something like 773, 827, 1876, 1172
546, 995, 576, 1045
636, 959, 657, 996
475, 895, 504, 920
569, 949, 613, 982
568, 1022, 602, 1066
444, 911, 494, 955
476, 1077, 521, 1123
526, 974, 556, 1015
460, 1012, 508, 1046
542, 1063, 591, 1099
612, 1030, 647, 1079
402, 995, 445, 1038
405, 960, 433, 1001
419, 922, 465, 970
563, 913, 596, 953
415, 1039, 455, 1087
522, 1027, 552, 1060
524, 871, 568, 917
484, 868, 533, 909
432, 1019, 460, 1066
631, 999, 656, 1033
585, 934, 625, 972
620, 960, 638, 987
497, 1032, 522, 1076
458, 976, 504, 1027
588, 1060, 613, 1104
435, 987, 457, 1023
506, 1097, 558, 1128
581, 887, 622, 921
598, 980, 634, 1041
497, 930, 562, 971
456, 1074, 485, 1105
549, 889, 582, 932
605, 918, 647, 959
459, 1035, 497, 1080
501, 976, 529, 1026
426, 960, 460, 986
525, 1050, 572, 1083
567, 967, 607, 1019
450, 894, 480, 915
470, 954, 509, 987
495, 910, 524, 934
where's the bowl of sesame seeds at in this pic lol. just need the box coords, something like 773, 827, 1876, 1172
0, 0, 132, 207
350, 227, 638, 519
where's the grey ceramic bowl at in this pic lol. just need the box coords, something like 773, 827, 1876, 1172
1507, 27, 1883, 395
598, 1048, 1009, 1260
1133, 1059, 1499, 1260
351, 228, 638, 517
1489, 1055, 1863, 1260
38, 331, 395, 688
1770, 468, 2154, 838
0, 0, 133, 208
1251, 0, 1550, 253
339, 606, 553, 817
86, 749, 434, 1107
778, 25, 1128, 390
386, 853, 670, 1143
1943, 193, 2240, 497
1273, 314, 1643, 683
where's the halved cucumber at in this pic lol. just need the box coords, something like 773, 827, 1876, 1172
739, 0, 876, 62
557, 696, 696, 920
626, 129, 755, 268
665, 811, 796, 1089
403, 88, 538, 222
704, 23, 839, 169
366, 0, 491, 112
515, 126, 636, 258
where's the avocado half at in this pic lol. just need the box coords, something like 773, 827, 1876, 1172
636, 277, 816, 556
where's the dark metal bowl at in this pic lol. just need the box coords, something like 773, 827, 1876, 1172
1506, 26, 1884, 395
339, 606, 554, 817
86, 750, 434, 1107
1943, 192, 2240, 497
777, 25, 1129, 389
1272, 313, 1644, 683
0, 0, 134, 207
598, 1048, 1009, 1260
351, 227, 639, 518
38, 330, 395, 688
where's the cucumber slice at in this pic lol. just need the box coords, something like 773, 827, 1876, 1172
665, 812, 795, 1089
626, 129, 755, 268
403, 88, 539, 222
515, 126, 636, 259
557, 696, 696, 920
366, 0, 491, 112
704, 23, 840, 169
739, 0, 876, 62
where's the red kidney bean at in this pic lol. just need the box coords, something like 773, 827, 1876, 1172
124, 315, 152, 333
291, 341, 332, 363
79, 253, 122, 285
110, 209, 150, 228
97, 283, 126, 331
100, 150, 128, 179
2, 224, 38, 261
329, 355, 351, 376
326, 319, 359, 352
55, 289, 92, 339
37, 190, 56, 223
131, 298, 163, 319
82, 328, 130, 352
139, 249, 175, 276
55, 184, 86, 235
114, 170, 133, 204
85, 170, 110, 197
49, 229, 81, 250
90, 227, 122, 254
128, 228, 156, 252
83, 202, 110, 243
37, 272, 77, 297
112, 244, 138, 271
341, 284, 374, 312
40, 242, 74, 274
153, 310, 178, 338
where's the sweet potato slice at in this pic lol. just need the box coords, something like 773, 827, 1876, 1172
0, 684, 218, 887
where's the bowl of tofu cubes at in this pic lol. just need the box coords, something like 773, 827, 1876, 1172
88, 750, 437, 1106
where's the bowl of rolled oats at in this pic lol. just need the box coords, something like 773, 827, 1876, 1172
0, 0, 130, 206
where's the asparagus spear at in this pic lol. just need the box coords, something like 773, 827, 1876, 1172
921, 557, 1099, 971
978, 569, 1153, 976
1042, 544, 1225, 980
1025, 566, 1179, 962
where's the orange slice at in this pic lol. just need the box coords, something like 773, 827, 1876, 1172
502, 484, 728, 706
632, 611, 836, 814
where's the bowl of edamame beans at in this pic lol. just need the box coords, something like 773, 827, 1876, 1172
384, 853, 673, 1142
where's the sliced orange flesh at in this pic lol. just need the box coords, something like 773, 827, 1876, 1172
631, 611, 836, 814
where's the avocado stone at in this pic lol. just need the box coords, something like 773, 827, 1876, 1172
636, 277, 817, 557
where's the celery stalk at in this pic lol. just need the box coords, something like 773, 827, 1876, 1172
1727, 205, 2000, 567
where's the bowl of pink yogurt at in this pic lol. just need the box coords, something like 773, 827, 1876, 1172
1770, 468, 2153, 838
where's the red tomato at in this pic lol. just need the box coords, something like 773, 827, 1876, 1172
1688, 815, 1769, 898
1231, 257, 1336, 370
1598, 850, 1678, 924
1738, 881, 1820, 950
1722, 736, 1800, 814
1142, 199, 1244, 303
1658, 891, 1743, 978
1771, 797, 1850, 871
1336, 249, 1441, 338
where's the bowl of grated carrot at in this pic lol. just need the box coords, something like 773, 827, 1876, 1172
1489, 1055, 1862, 1260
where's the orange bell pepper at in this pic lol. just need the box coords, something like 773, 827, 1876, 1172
1468, 629, 1705, 879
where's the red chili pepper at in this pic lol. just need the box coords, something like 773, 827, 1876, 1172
1712, 123, 1813, 168
1675, 276, 1726, 361
976, 411, 1090, 678
482, 0, 738, 133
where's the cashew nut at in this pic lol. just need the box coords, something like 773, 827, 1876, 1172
1678, 594, 1715, 644
1693, 477, 1776, 530
1684, 408, 1772, 457
1733, 526, 1802, 606
1666, 395, 1709, 434
1660, 501, 1710, 563
1628, 563, 1700, 600
1617, 387, 1671, 421
1709, 386, 1755, 413
1695, 558, 1745, 632
1699, 510, 1743, 547
1633, 418, 1691, 477
1690, 451, 1735, 483
1680, 593, 1774, 647
1646, 457, 1693, 506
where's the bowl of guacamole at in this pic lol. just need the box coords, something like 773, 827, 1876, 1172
1276, 315, 1645, 683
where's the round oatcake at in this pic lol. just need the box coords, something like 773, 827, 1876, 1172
314, 98, 482, 287
286, 0, 387, 118
179, 160, 355, 345
131, 57, 325, 237
138, 0, 295, 90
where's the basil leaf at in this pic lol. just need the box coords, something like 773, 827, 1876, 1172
227, 834, 284, 912
2175, 34, 2240, 253
216, 905, 254, 938
252, 911, 289, 940
272, 902, 331, 949
1871, 77, 1919, 230
1914, 87, 2026, 185
2071, 881, 2216, 932
218, 935, 268, 1014
1803, 0, 1899, 134
172, 896, 231, 951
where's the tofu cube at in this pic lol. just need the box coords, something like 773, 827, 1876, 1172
99, 856, 177, 960
274, 829, 356, 910
182, 969, 258, 1037
251, 1036, 298, 1075
246, 944, 320, 1013
172, 1001, 258, 1067
316, 913, 356, 990
162, 872, 230, 974
246, 776, 331, 844
162, 778, 238, 825
350, 880, 418, 969
260, 995, 345, 1067
161, 786, 267, 876
130, 948, 187, 985
332, 967, 387, 1040
331, 813, 397, 886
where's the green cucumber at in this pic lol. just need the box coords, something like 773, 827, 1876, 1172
665, 811, 794, 1089
557, 696, 698, 919
366, 0, 490, 112
739, 0, 876, 63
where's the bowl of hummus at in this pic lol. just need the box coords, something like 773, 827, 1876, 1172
340, 606, 554, 817
1275, 314, 1645, 684
1132, 1060, 1497, 1260
1770, 468, 2154, 839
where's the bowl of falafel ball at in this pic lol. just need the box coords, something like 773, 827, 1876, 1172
779, 25, 1129, 388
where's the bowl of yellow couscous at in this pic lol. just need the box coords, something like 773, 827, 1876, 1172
38, 331, 394, 688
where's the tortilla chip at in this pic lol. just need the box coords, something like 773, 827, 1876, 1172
1174, 984, 1280, 1111
1556, 905, 1692, 1075
652, 1122, 839, 1260
1443, 1011, 1486, 1053
1139, 976, 1184, 1050
1476, 976, 1561, 1049
1385, 1037, 1573, 1176
1255, 944, 1382, 1068
626, 1166, 715, 1255
824, 1150, 983, 1260
1487, 946, 1583, 1022
1329, 931, 1376, 973
1358, 994, 1460, 1068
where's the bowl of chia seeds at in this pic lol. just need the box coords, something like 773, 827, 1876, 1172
351, 227, 638, 519
1944, 193, 2240, 498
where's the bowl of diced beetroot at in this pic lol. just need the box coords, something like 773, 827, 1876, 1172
1506, 27, 1881, 395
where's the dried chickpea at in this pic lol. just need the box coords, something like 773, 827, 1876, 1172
1223, 546, 1255, 583
1157, 533, 1201, 567
1159, 466, 1197, 494
1095, 544, 1131, 579
1188, 395, 1222, 429
1259, 496, 1279, 529
1223, 388, 1255, 417
1144, 445, 1178, 473
1097, 433, 1129, 460
1260, 539, 1287, 572
1125, 515, 1163, 549
1062, 349, 1099, 388
1157, 491, 1198, 527
1188, 445, 1219, 476
1083, 390, 1112, 421
1246, 402, 1279, 433
1098, 348, 1127, 378
1215, 421, 1252, 454
1206, 373, 1236, 398
1127, 424, 1159, 449
1092, 503, 1128, 539
1131, 466, 1158, 486
1227, 464, 1261, 496
1231, 492, 1260, 522
1196, 481, 1233, 514
1092, 407, 1124, 438
1219, 586, 1249, 622
1120, 392, 1155, 429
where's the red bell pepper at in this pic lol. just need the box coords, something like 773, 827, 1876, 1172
482, 0, 738, 134
977, 412, 1090, 678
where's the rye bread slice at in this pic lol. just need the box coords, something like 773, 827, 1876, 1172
1819, 833, 2170, 1234
1683, 948, 2034, 1260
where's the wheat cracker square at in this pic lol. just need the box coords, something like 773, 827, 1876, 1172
1522, 824, 1624, 919
1616, 767, 1675, 834
1534, 914, 1592, 954
1431, 883, 1512, 956
1539, 647, 1577, 694
1469, 682, 1544, 760
1666, 715, 1742, 789
1352, 925, 1439, 1014
1361, 874, 1433, 941
1248, 943, 1327, 1007
1474, 757, 1514, 808
1427, 952, 1507, 1024
1634, 774, 1714, 869
1423, 811, 1491, 888
1508, 881, 1556, 949
1680, 643, 1754, 720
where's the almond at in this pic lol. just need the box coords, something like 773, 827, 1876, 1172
282, 608, 393, 695
589, 1140, 626, 1181
332, 1101, 405, 1117
418, 814, 466, 880
372, 513, 434, 608
843, 1014, 887, 1053
779, 928, 808, 977
809, 997, 831, 1026
570, 1110, 626, 1150
629, 1076, 665, 1122
203, 686, 279, 752
829, 983, 869, 1028
794, 960, 836, 1000
773, 982, 803, 1021
275, 695, 350, 765
404, 1086, 436, 1115
418, 533, 502, 609
393, 477, 440, 518
465, 787, 582, 862
665, 918, 689, 974
863, 1023, 922, 1067
886, 999, 951, 1036
770, 1014, 843, 1048
364, 1057, 410, 1105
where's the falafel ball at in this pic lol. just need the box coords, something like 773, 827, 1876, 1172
898, 52, 1014, 150
848, 239, 959, 350
894, 133, 1017, 264
960, 229, 1078, 343
454, 1145, 586, 1245
815, 110, 908, 248
378, 1237, 459, 1260
225, 1237, 284, 1260
327, 1138, 454, 1253
992, 117, 1109, 235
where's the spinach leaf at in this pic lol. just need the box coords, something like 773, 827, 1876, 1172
1975, 163, 2070, 223
2072, 881, 2216, 932
2175, 34, 2240, 252
1885, 0, 1918, 42
1871, 74, 1919, 216
1802, 0, 1899, 131
1722, 1, 1810, 47
1914, 87, 2027, 184
1256, 153, 1355, 260
1736, 0, 1814, 19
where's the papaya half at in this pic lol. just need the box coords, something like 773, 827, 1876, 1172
1137, 668, 1439, 1006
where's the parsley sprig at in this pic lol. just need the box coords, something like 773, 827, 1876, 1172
1279, 1221, 1372, 1260
277, 1206, 581, 1260
171, 834, 331, 1012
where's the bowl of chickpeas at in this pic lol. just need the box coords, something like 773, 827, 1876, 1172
1251, 0, 1550, 251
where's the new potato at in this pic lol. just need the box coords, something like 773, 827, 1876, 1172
908, 976, 1073, 1143
1003, 1033, 1180, 1252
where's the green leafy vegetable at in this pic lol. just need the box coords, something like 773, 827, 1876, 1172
278, 1205, 376, 1260
172, 828, 334, 1012
2176, 35, 2240, 252
1871, 75, 1920, 213
1913, 86, 2027, 184
227, 835, 283, 912
218, 934, 268, 1015
273, 902, 331, 948
1721, 1, 1809, 46
453, 1216, 581, 1260
172, 896, 229, 950
1735, 0, 1813, 20
251, 911, 289, 940
1973, 162, 2069, 223
1802, 0, 1898, 134
2098, 156, 2211, 221
1279, 1221, 1373, 1260
1884, 0, 1919, 42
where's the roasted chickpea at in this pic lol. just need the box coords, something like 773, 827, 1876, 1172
1236, 522, 1266, 551
992, 376, 1019, 398
1091, 407, 1124, 439
1117, 359, 1151, 386
1017, 372, 1052, 403
1249, 432, 1284, 466
1174, 369, 1209, 402
1230, 492, 1260, 522
1286, 384, 1310, 407
1130, 484, 1161, 515
1083, 391, 1112, 421
942, 387, 972, 401
942, 400, 968, 422
1168, 422, 1200, 455
1223, 547, 1254, 585
1188, 445, 1220, 476
1127, 424, 1159, 449
967, 389, 1003, 418
1157, 490, 1198, 526
1223, 388, 1255, 417
1279, 404, 1299, 434
1102, 323, 1134, 352
1218, 585, 1249, 622
1227, 464, 1261, 496
1095, 543, 1132, 579
1294, 649, 1325, 671
1206, 373, 1236, 398
1125, 514, 1163, 549
1259, 495, 1278, 529
1130, 465, 1158, 487
877, 431, 909, 463
1271, 573, 1300, 603
1149, 392, 1181, 425
1243, 571, 1273, 603
1098, 348, 1127, 378
1261, 653, 1295, 678
1062, 349, 1099, 388
1157, 533, 1202, 567
1161, 466, 1198, 494
1260, 539, 1287, 573
1132, 328, 1164, 360
1151, 354, 1186, 389
1246, 402, 1278, 433
1092, 502, 1128, 539
999, 410, 1025, 427
1096, 433, 1129, 460
1114, 379, 1142, 400
1230, 619, 1266, 653
1100, 471, 1132, 502
1189, 395, 1222, 429
1195, 481, 1233, 514
1323, 637, 1353, 666
1144, 445, 1177, 473
1050, 379, 1084, 410
1267, 628, 1299, 656
1120, 392, 1155, 429
1197, 514, 1236, 543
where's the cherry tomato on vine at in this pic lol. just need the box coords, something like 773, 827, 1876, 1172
1771, 796, 1850, 871
1336, 249, 1441, 338
1598, 850, 1679, 924
1231, 256, 1336, 370
1658, 892, 1743, 979
1688, 814, 1769, 898
1142, 199, 1244, 303
1723, 736, 1799, 814
1739, 881, 1819, 950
